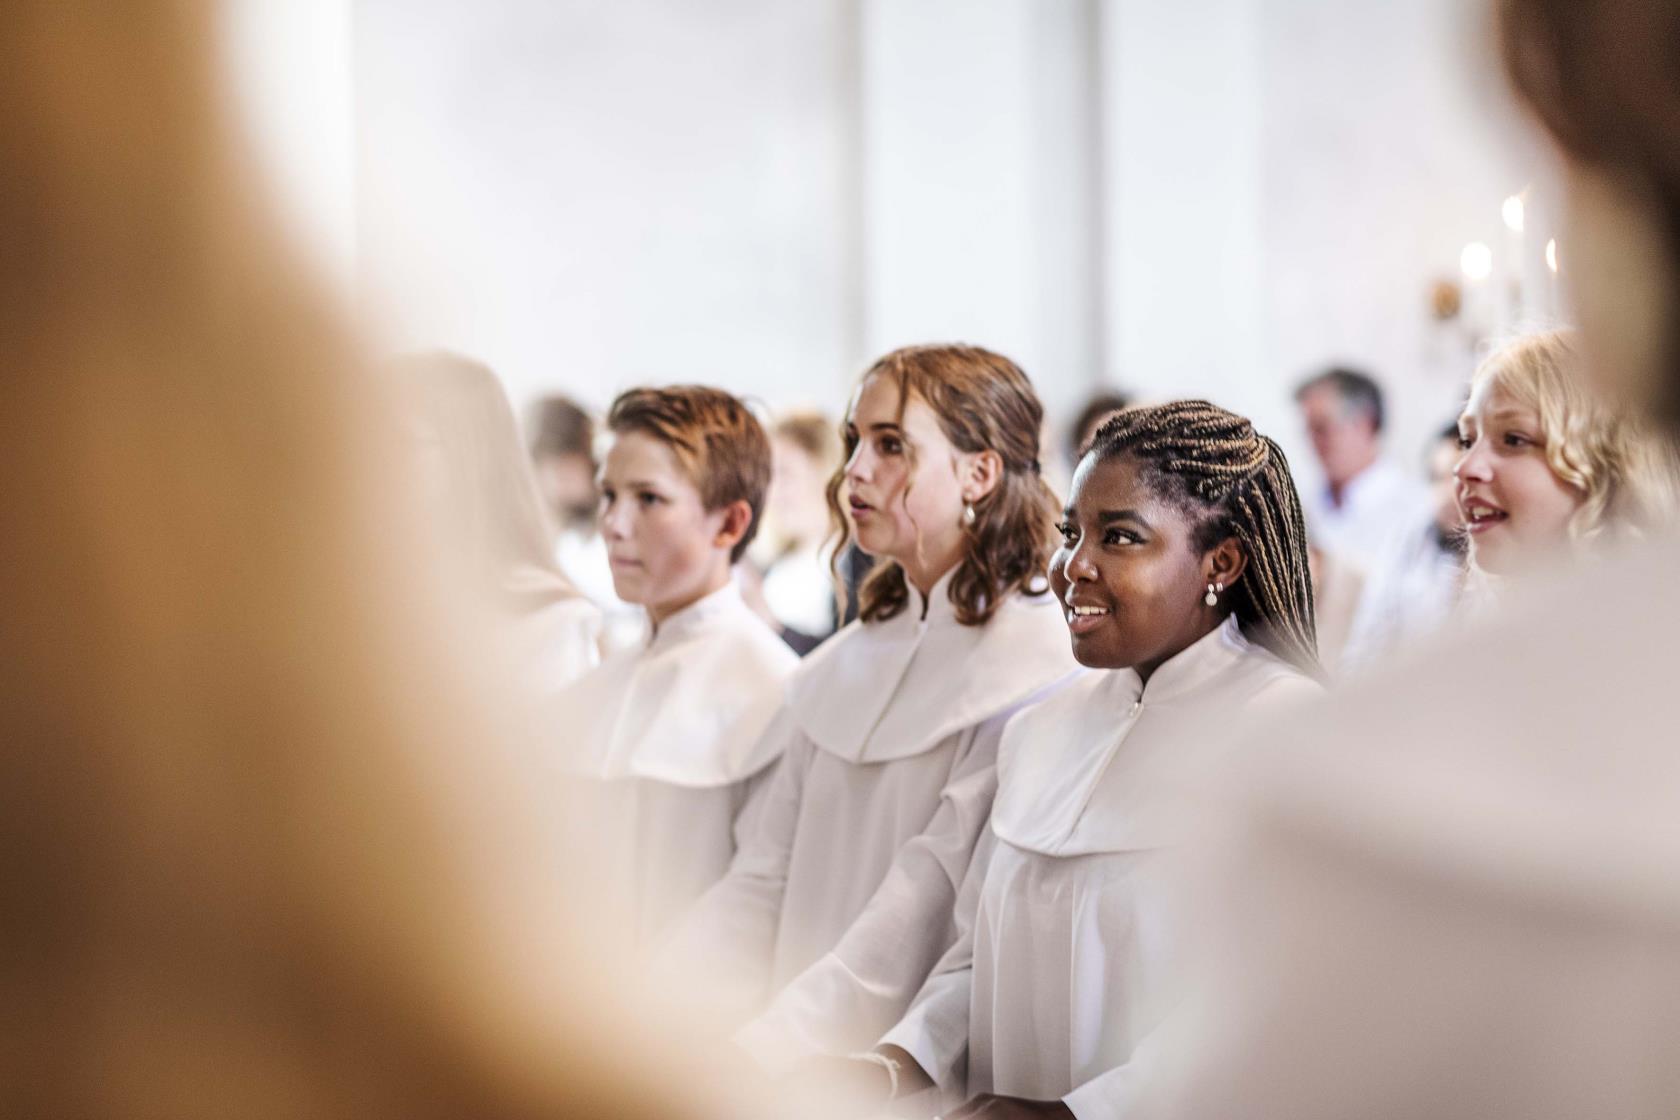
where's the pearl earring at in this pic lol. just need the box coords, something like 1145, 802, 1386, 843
1204, 581, 1224, 607
963, 502, 977, 527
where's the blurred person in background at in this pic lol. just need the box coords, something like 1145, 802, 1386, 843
405, 351, 601, 688
1142, 3, 1680, 1118
0, 5, 783, 1119
1326, 420, 1468, 671
1065, 390, 1134, 471
748, 410, 844, 654
1295, 367, 1450, 676
1294, 368, 1430, 566
529, 392, 645, 653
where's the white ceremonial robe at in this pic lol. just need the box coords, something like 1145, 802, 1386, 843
882, 616, 1319, 1117
662, 569, 1080, 1064
517, 594, 601, 690
556, 581, 797, 946
1140, 533, 1680, 1120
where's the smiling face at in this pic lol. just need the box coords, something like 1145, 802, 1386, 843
598, 430, 738, 623
1049, 453, 1245, 675
1454, 379, 1586, 576
840, 373, 983, 589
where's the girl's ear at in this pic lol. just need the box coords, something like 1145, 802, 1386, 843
962, 448, 1004, 504
1204, 537, 1249, 590
713, 499, 754, 554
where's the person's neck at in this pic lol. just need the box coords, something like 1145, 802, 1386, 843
1132, 613, 1225, 688
900, 552, 962, 617
647, 567, 732, 633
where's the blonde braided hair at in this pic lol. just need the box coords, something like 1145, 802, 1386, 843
1089, 400, 1320, 675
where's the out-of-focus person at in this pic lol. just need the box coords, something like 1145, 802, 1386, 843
1065, 390, 1134, 470
749, 411, 843, 654
528, 393, 645, 652
1326, 420, 1467, 670
0, 5, 782, 1118
1143, 4, 1680, 1119
405, 352, 601, 688
1294, 367, 1431, 569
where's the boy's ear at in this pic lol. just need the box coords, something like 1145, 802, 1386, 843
713, 499, 754, 555
963, 448, 1004, 504
1204, 537, 1249, 590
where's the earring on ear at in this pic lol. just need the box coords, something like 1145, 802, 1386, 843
1204, 581, 1224, 607
963, 502, 977, 527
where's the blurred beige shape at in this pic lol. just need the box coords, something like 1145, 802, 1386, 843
1151, 540, 1680, 1119
0, 5, 787, 1118
1140, 1, 1680, 1115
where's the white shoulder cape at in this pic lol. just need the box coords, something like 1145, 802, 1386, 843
992, 616, 1319, 855
557, 581, 798, 787
787, 568, 1078, 764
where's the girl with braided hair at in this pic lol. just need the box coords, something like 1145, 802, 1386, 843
851, 400, 1321, 1119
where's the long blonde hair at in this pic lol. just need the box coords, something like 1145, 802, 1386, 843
1, 5, 748, 1118
1472, 329, 1680, 544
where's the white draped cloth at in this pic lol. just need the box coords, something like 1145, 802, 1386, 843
882, 616, 1318, 1117
1141, 534, 1680, 1120
556, 581, 797, 945
662, 569, 1079, 1062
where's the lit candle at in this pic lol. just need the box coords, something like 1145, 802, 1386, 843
1461, 240, 1493, 347
1546, 237, 1560, 318
1502, 193, 1526, 330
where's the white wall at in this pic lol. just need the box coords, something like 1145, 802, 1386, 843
352, 0, 862, 413
225, 0, 1560, 480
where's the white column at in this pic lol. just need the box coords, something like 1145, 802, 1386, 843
859, 0, 1103, 421
1099, 0, 1268, 425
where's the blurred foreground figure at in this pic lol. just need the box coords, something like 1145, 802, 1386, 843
1146, 2, 1680, 1118
0, 6, 773, 1119
404, 351, 602, 688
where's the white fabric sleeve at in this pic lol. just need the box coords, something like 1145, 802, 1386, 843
873, 814, 995, 1097
651, 709, 810, 1027
732, 711, 1009, 1075
1062, 1026, 1168, 1119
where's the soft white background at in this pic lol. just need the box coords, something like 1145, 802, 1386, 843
222, 0, 1563, 489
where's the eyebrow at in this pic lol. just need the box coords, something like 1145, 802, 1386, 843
1099, 508, 1149, 525
1061, 507, 1151, 526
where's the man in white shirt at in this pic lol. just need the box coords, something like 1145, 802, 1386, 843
1294, 368, 1435, 671
1294, 368, 1431, 569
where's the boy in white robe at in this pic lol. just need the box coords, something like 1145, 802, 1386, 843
555, 386, 797, 946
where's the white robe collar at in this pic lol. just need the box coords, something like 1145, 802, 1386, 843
992, 616, 1319, 855
557, 580, 798, 787
788, 568, 1078, 764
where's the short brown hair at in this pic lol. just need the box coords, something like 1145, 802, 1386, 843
607, 385, 771, 563
828, 344, 1060, 626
